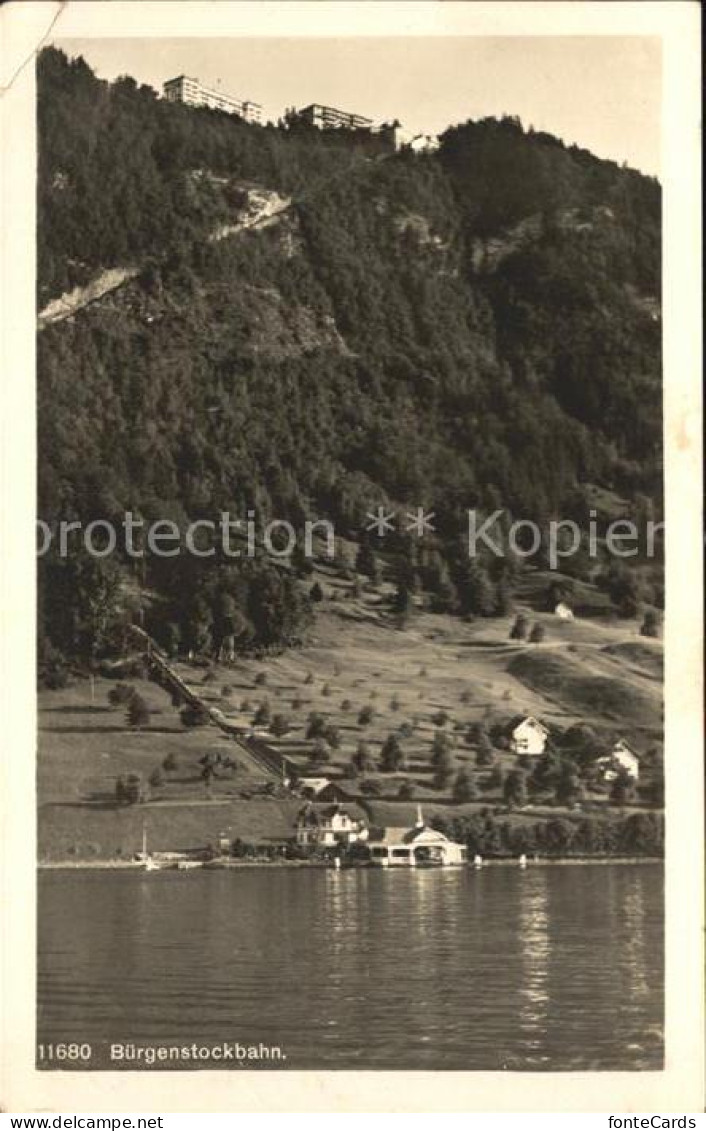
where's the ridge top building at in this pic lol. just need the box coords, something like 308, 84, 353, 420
163, 75, 262, 124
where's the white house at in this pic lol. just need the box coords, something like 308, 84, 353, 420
408, 133, 440, 154
295, 803, 367, 848
596, 740, 641, 781
362, 806, 466, 867
295, 777, 332, 797
510, 716, 549, 756
554, 602, 574, 620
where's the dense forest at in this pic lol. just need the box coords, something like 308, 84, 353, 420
37, 47, 662, 666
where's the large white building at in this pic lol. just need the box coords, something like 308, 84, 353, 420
296, 103, 373, 131
163, 75, 262, 123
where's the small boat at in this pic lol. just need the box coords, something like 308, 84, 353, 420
518, 854, 528, 868
473, 854, 483, 869
176, 860, 202, 871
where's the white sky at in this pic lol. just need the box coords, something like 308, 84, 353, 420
54, 37, 661, 176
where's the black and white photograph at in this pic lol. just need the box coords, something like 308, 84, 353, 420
1, 0, 702, 1116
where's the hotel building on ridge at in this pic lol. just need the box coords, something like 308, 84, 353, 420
296, 103, 374, 131
163, 75, 262, 123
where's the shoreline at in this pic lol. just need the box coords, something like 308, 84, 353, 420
38, 856, 663, 871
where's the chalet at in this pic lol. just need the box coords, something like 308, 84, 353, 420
510, 716, 549, 756
295, 803, 367, 848
596, 739, 641, 781
361, 807, 466, 868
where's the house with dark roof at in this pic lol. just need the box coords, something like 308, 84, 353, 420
295, 802, 367, 849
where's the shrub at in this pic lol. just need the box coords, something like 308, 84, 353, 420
180, 704, 210, 728
254, 672, 267, 687
529, 623, 546, 644
270, 714, 291, 737
358, 705, 374, 726
126, 694, 150, 729
253, 700, 271, 726
108, 683, 135, 708
431, 710, 449, 727
398, 781, 416, 800
221, 684, 235, 698
389, 694, 401, 712
303, 672, 314, 685
341, 698, 352, 712
162, 752, 178, 772
359, 779, 382, 796
321, 682, 332, 697
310, 581, 324, 603
149, 766, 165, 789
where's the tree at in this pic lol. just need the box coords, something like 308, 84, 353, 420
108, 683, 135, 708
253, 700, 271, 726
457, 560, 496, 617
162, 752, 178, 772
323, 723, 341, 750
453, 768, 477, 803
306, 712, 326, 739
380, 733, 405, 772
126, 693, 150, 730
432, 729, 455, 766
530, 751, 562, 794
115, 776, 127, 804
310, 581, 324, 603
529, 623, 545, 644
149, 766, 164, 789
358, 705, 374, 726
510, 614, 528, 640
640, 609, 660, 638
123, 772, 146, 805
474, 730, 495, 767
310, 737, 330, 763
503, 768, 528, 809
610, 771, 636, 807
555, 763, 583, 807
353, 740, 375, 773
270, 714, 291, 737
355, 542, 380, 582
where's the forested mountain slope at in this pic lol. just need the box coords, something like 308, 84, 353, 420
37, 48, 662, 663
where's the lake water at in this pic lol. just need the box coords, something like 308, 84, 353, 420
38, 864, 663, 1071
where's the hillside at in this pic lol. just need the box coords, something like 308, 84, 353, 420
37, 47, 662, 668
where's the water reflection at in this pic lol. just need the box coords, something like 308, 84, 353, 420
38, 865, 663, 1070
517, 871, 550, 1047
